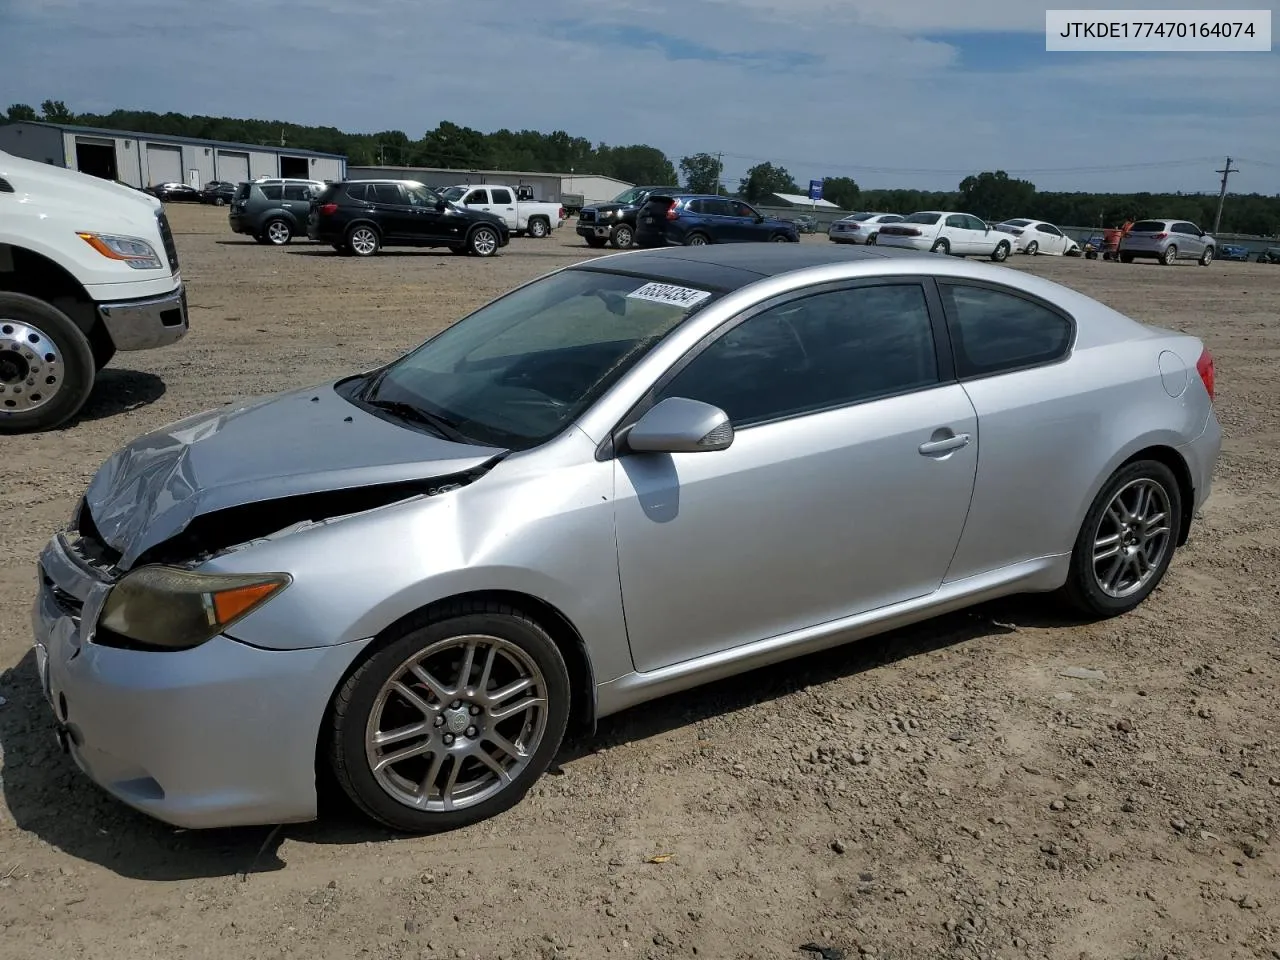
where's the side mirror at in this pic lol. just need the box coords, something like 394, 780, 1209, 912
754, 214, 765, 223
625, 397, 733, 454
436, 200, 446, 212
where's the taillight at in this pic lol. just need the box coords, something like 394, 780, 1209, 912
319, 203, 338, 216
664, 200, 679, 221
901, 227, 921, 236
558, 206, 566, 219
1152, 232, 1168, 240
1196, 347, 1215, 401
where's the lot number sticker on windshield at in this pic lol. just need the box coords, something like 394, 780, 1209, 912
627, 282, 712, 309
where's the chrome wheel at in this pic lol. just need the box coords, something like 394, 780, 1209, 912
349, 226, 379, 256
1092, 478, 1172, 599
0, 319, 63, 413
688, 234, 708, 246
470, 227, 498, 256
528, 219, 548, 238
612, 225, 633, 248
365, 635, 549, 812
1025, 241, 1038, 256
1200, 246, 1214, 266
265, 219, 291, 245
1161, 245, 1178, 265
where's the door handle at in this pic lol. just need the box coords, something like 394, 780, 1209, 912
919, 433, 971, 456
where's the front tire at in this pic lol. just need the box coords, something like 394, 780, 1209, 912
585, 237, 608, 249
991, 241, 1010, 262
610, 224, 634, 249
1060, 459, 1182, 618
527, 218, 549, 239
468, 225, 501, 257
1199, 246, 1214, 266
263, 218, 292, 246
0, 292, 96, 434
328, 603, 571, 833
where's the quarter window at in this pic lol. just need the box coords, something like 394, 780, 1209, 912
940, 283, 1072, 377
656, 284, 940, 427
372, 183, 403, 204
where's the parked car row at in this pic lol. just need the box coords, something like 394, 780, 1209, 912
576, 186, 801, 249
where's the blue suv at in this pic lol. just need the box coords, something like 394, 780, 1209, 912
634, 193, 800, 247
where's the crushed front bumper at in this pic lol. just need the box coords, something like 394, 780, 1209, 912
31, 531, 370, 829
97, 284, 189, 351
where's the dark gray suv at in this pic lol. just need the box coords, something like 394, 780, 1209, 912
228, 178, 328, 245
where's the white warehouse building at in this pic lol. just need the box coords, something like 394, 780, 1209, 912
0, 120, 347, 189
561, 174, 636, 206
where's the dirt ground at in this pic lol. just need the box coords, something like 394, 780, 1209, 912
2, 204, 1278, 960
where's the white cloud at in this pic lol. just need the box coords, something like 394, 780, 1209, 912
2, 0, 1277, 194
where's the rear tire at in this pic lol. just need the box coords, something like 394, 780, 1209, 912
866, 233, 877, 245
1120, 252, 1134, 263
1161, 245, 1178, 265
263, 218, 292, 246
327, 602, 571, 834
1024, 241, 1039, 256
347, 224, 381, 257
686, 233, 710, 246
931, 238, 950, 255
0, 293, 96, 434
527, 218, 550, 239
1059, 459, 1182, 619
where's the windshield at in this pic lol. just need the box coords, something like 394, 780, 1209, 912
351, 269, 719, 449
611, 186, 660, 205
902, 212, 941, 224
439, 186, 467, 202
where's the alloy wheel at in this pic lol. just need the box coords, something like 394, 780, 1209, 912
1091, 478, 1172, 599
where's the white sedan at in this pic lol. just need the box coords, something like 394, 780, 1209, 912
876, 211, 1013, 261
827, 212, 905, 245
995, 219, 1080, 256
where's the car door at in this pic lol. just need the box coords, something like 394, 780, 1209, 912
612, 280, 979, 673
364, 182, 415, 240
402, 182, 451, 241
731, 200, 768, 241
487, 187, 518, 230
282, 183, 313, 231
932, 280, 1082, 581
943, 214, 972, 254
1034, 223, 1065, 255
964, 215, 994, 254
1173, 221, 1204, 258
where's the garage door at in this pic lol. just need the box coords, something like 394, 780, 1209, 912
145, 143, 182, 185
216, 150, 250, 184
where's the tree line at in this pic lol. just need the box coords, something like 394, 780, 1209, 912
6, 101, 1278, 235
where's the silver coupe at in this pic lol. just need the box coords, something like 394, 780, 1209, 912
32, 243, 1221, 833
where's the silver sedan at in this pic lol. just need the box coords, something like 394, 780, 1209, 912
32, 244, 1221, 833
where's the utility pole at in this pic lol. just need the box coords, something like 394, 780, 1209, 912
715, 153, 722, 195
1213, 157, 1237, 234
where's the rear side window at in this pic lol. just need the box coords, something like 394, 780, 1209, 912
940, 283, 1073, 378
283, 184, 311, 201
259, 184, 283, 201
490, 188, 512, 204
904, 213, 941, 225
1131, 220, 1166, 232
1173, 221, 1200, 235
372, 183, 403, 204
656, 284, 939, 427
233, 183, 251, 201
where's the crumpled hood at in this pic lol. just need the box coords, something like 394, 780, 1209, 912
84, 380, 505, 568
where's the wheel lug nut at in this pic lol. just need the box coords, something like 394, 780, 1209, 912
434, 716, 444, 726
443, 733, 454, 745
466, 726, 477, 737
469, 705, 481, 716
451, 700, 461, 709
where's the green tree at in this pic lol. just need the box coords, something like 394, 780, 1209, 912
680, 153, 724, 193
596, 145, 677, 186
5, 103, 38, 122
739, 162, 799, 204
40, 99, 74, 123
819, 176, 860, 210
957, 170, 1037, 221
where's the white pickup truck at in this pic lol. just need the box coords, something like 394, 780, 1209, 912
0, 149, 189, 433
437, 184, 565, 238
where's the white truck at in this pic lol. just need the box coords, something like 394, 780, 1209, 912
0, 149, 188, 433
437, 183, 566, 238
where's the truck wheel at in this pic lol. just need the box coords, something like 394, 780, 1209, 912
527, 218, 550, 239
610, 224, 634, 249
0, 292, 96, 434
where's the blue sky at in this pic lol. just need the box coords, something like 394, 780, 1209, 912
2, 0, 1278, 194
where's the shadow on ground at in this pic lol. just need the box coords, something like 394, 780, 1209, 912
68, 369, 166, 425
0, 595, 1079, 881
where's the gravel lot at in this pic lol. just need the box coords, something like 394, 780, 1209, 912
2, 203, 1278, 960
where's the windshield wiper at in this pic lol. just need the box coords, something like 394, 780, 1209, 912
363, 399, 470, 443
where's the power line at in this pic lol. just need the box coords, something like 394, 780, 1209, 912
1213, 156, 1237, 234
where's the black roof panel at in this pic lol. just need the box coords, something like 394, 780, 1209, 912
570, 242, 933, 292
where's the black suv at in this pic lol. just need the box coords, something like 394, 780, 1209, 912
309, 180, 510, 257
229, 178, 328, 245
634, 193, 800, 247
577, 185, 679, 249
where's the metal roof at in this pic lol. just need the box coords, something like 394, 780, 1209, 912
6, 120, 346, 159
771, 192, 842, 209
350, 165, 568, 179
